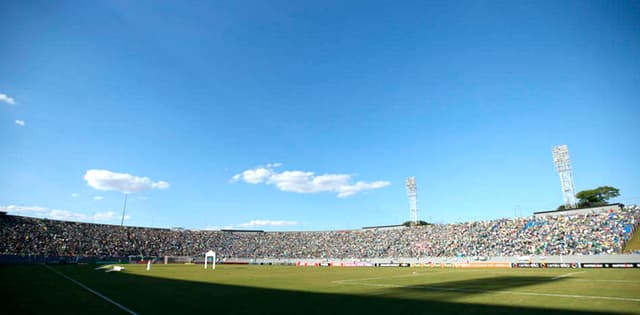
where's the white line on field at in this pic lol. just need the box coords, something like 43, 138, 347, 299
333, 272, 429, 283
333, 280, 640, 302
333, 269, 483, 284
552, 271, 585, 280
573, 279, 637, 283
43, 264, 139, 315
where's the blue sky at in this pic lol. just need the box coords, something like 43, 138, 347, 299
1, 0, 639, 230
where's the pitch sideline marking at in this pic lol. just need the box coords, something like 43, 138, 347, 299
43, 264, 139, 315
332, 279, 640, 302
552, 271, 585, 280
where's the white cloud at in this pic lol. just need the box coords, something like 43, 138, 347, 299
93, 211, 129, 221
93, 196, 104, 201
336, 181, 390, 198
0, 93, 16, 105
0, 205, 48, 214
15, 120, 25, 126
84, 169, 170, 194
231, 164, 390, 197
236, 220, 298, 228
50, 210, 129, 222
231, 167, 273, 184
49, 209, 87, 221
0, 205, 127, 223
212, 219, 299, 230
71, 193, 80, 198
152, 181, 170, 189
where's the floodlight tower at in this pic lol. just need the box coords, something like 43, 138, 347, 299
406, 177, 418, 224
552, 145, 577, 208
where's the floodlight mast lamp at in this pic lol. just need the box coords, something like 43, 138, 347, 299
406, 177, 418, 224
120, 194, 128, 227
552, 145, 577, 208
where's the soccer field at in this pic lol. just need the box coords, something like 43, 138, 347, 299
1, 264, 639, 314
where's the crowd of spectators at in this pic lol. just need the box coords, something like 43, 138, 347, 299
1, 205, 638, 259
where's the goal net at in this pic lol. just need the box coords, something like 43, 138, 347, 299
163, 256, 194, 264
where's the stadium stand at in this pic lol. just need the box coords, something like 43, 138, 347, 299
1, 205, 638, 261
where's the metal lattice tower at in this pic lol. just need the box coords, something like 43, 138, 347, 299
552, 145, 577, 208
406, 177, 418, 224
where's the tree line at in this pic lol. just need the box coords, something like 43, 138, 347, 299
558, 185, 620, 210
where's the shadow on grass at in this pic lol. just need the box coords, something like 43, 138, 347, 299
391, 275, 559, 301
3, 265, 631, 315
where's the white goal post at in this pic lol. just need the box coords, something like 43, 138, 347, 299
204, 250, 216, 270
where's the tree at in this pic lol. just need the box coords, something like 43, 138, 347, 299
402, 220, 431, 227
575, 186, 620, 207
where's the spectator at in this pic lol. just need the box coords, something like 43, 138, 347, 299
1, 205, 638, 259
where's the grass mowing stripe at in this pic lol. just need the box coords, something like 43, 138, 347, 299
333, 280, 640, 302
332, 269, 483, 283
43, 265, 139, 315
552, 271, 586, 280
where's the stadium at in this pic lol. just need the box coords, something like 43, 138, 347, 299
1, 147, 640, 314
3, 1, 640, 314
2, 180, 640, 314
3, 148, 639, 315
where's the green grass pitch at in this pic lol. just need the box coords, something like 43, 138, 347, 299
1, 264, 639, 314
